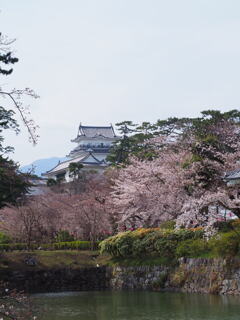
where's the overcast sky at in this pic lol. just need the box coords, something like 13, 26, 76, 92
1, 0, 240, 165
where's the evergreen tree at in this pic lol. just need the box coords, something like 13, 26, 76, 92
0, 156, 30, 208
0, 32, 32, 208
0, 32, 18, 75
107, 121, 137, 164
108, 110, 240, 165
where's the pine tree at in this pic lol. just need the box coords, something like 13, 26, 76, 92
0, 32, 33, 207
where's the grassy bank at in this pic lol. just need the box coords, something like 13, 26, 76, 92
2, 220, 240, 272
0, 250, 111, 271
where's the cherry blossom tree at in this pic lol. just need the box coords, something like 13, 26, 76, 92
57, 174, 113, 242
111, 147, 188, 229
0, 32, 39, 146
0, 174, 113, 244
111, 117, 240, 230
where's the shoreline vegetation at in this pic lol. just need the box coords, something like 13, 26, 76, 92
100, 221, 240, 264
1, 225, 240, 311
1, 219, 240, 272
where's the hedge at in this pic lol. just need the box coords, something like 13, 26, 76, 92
208, 232, 240, 257
99, 228, 240, 259
175, 239, 209, 258
52, 241, 100, 250
0, 241, 100, 252
99, 228, 204, 258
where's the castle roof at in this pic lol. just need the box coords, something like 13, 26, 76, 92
77, 124, 116, 139
224, 168, 240, 180
43, 152, 107, 176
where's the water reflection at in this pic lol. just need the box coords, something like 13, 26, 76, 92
33, 291, 240, 320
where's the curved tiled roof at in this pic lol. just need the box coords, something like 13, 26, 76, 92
43, 152, 107, 176
78, 125, 116, 138
43, 154, 87, 175
224, 168, 240, 180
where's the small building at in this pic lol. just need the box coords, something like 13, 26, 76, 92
28, 177, 48, 196
224, 169, 240, 186
43, 124, 119, 182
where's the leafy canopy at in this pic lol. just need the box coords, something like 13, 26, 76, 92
0, 31, 32, 207
108, 110, 240, 165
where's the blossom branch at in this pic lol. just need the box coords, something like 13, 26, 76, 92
0, 88, 39, 144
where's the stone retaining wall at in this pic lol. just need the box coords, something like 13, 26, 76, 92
3, 258, 240, 294
0, 267, 107, 293
108, 258, 240, 295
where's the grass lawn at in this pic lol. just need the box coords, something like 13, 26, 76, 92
0, 250, 111, 271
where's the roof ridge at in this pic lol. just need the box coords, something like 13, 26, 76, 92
44, 158, 71, 173
80, 152, 102, 163
225, 168, 240, 179
44, 154, 87, 174
80, 125, 112, 128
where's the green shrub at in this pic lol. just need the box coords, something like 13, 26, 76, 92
112, 232, 135, 257
192, 229, 205, 239
99, 228, 205, 258
53, 241, 99, 250
55, 230, 75, 242
139, 231, 161, 255
100, 231, 140, 257
0, 232, 11, 244
212, 221, 233, 233
208, 232, 240, 257
230, 219, 240, 230
154, 238, 177, 258
168, 229, 203, 241
132, 238, 149, 257
0, 241, 99, 252
0, 243, 36, 251
99, 236, 115, 256
160, 220, 176, 230
176, 239, 208, 258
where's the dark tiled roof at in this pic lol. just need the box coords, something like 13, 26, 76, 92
78, 125, 116, 138
224, 168, 240, 180
43, 152, 107, 176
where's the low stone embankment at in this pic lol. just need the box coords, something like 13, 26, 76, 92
108, 258, 240, 295
1, 267, 107, 293
2, 256, 240, 294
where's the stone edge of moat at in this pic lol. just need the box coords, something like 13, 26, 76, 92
1, 258, 240, 295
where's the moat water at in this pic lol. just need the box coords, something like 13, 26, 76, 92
33, 291, 240, 320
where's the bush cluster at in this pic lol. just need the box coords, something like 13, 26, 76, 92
175, 239, 208, 258
0, 232, 11, 244
99, 228, 204, 258
52, 240, 99, 250
55, 230, 75, 242
100, 226, 240, 259
0, 240, 100, 251
208, 232, 240, 257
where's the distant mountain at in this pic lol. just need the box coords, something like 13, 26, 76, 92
20, 157, 68, 177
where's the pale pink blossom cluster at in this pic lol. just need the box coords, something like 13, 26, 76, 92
0, 175, 113, 244
112, 144, 189, 228
111, 123, 240, 230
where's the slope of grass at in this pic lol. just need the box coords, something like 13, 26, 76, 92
0, 250, 111, 271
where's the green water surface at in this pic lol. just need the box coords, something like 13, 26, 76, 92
33, 291, 240, 320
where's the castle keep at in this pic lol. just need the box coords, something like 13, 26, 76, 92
44, 124, 118, 182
